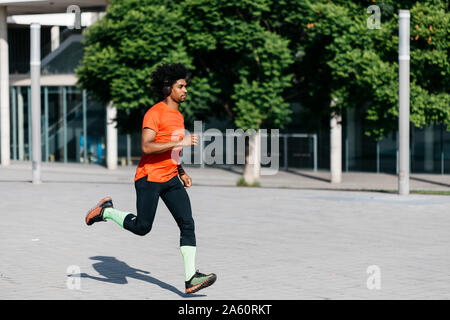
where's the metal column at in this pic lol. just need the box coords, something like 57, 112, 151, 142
283, 135, 287, 170
441, 124, 444, 175
313, 134, 318, 172
200, 122, 205, 168
27, 87, 31, 159
82, 89, 87, 163
18, 87, 24, 160
11, 87, 17, 160
376, 141, 380, 173
398, 10, 410, 195
30, 22, 42, 184
62, 86, 67, 163
345, 138, 349, 172
126, 134, 131, 166
44, 86, 49, 162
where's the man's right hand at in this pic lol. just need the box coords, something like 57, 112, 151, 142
181, 134, 199, 146
141, 129, 199, 155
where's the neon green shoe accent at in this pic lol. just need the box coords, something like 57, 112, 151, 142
180, 246, 196, 281
189, 273, 211, 286
103, 208, 128, 228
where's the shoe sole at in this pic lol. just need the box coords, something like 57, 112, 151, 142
185, 274, 217, 294
85, 197, 112, 225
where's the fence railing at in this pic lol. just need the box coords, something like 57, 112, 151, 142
176, 132, 318, 171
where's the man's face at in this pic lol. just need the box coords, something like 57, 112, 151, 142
170, 79, 188, 103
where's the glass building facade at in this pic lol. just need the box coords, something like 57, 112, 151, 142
9, 86, 106, 165
340, 108, 450, 174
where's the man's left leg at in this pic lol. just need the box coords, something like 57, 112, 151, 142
160, 177, 216, 294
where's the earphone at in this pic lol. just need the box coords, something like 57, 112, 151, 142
162, 80, 172, 97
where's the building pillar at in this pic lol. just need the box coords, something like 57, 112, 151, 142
106, 102, 118, 170
0, 6, 10, 166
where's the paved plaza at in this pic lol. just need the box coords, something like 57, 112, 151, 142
0, 162, 449, 299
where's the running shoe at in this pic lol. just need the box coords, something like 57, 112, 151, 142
85, 197, 113, 226
185, 270, 217, 294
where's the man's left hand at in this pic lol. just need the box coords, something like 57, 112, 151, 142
180, 174, 192, 188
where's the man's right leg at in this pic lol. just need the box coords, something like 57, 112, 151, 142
86, 177, 160, 236
102, 208, 129, 228
121, 178, 160, 236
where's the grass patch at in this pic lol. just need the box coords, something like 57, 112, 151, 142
237, 177, 261, 187
348, 189, 450, 196
411, 190, 450, 196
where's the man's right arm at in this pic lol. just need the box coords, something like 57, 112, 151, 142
141, 128, 198, 155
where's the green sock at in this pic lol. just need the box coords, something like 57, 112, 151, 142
180, 246, 196, 281
103, 208, 129, 228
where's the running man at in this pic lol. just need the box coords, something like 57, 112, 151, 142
85, 63, 216, 294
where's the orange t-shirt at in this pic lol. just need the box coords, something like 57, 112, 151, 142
135, 101, 185, 183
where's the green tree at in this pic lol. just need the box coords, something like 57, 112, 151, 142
77, 0, 294, 134
272, 0, 449, 139
75, 0, 216, 133
180, 0, 294, 183
181, 0, 294, 131
76, 0, 295, 183
77, 0, 449, 178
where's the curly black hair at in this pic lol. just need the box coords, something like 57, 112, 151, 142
150, 63, 189, 99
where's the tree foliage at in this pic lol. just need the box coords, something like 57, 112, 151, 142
76, 0, 449, 139
281, 0, 449, 139
76, 0, 293, 133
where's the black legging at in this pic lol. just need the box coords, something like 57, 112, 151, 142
123, 175, 196, 247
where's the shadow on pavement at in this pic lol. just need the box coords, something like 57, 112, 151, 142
286, 169, 330, 183
410, 176, 450, 188
213, 165, 243, 175
69, 256, 205, 298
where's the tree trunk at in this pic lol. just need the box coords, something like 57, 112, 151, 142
243, 129, 261, 184
330, 99, 342, 183
106, 101, 118, 170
